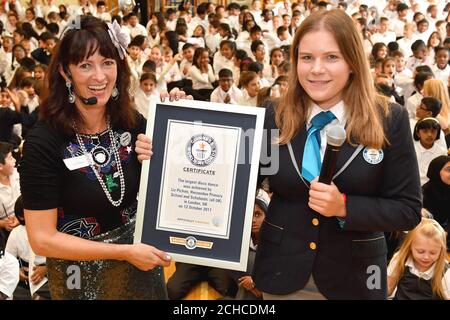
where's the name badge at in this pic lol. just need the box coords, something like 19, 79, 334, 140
363, 148, 384, 165
63, 154, 92, 170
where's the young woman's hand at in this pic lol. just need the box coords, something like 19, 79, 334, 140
124, 243, 171, 271
308, 178, 347, 218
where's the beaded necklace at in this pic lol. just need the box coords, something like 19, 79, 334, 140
73, 121, 125, 207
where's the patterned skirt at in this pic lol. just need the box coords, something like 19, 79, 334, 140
46, 219, 168, 300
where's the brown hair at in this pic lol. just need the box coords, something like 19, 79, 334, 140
238, 71, 258, 89
40, 15, 135, 135
276, 9, 388, 147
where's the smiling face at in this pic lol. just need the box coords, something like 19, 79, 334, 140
220, 44, 233, 60
436, 49, 449, 69
297, 29, 351, 109
411, 233, 441, 272
246, 76, 260, 97
63, 49, 117, 108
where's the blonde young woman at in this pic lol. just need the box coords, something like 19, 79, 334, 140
387, 218, 449, 300
254, 9, 422, 300
423, 79, 450, 135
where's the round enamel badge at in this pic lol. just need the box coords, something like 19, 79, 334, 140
363, 148, 384, 164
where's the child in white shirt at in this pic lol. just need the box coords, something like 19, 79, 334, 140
134, 72, 159, 119
413, 118, 447, 185
210, 68, 242, 105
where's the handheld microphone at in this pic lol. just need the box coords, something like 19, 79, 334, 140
74, 90, 98, 105
318, 125, 346, 185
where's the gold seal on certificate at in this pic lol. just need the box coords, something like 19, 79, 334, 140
156, 120, 241, 240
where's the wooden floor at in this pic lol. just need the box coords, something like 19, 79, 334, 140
164, 262, 222, 300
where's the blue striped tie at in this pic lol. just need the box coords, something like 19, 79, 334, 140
302, 111, 336, 182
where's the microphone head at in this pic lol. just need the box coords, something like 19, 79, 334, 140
326, 125, 346, 147
84, 96, 98, 105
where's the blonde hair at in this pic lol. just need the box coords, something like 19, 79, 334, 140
423, 79, 450, 120
390, 218, 448, 299
276, 9, 389, 147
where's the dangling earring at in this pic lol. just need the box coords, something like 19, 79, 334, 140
111, 85, 119, 100
66, 81, 75, 104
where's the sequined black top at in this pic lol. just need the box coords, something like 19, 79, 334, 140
19, 112, 147, 238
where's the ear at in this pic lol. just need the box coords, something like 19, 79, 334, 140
58, 64, 71, 83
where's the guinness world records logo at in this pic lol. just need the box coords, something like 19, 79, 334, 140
186, 134, 217, 167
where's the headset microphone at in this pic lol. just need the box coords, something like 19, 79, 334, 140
74, 91, 98, 105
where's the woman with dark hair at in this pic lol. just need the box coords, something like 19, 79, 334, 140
18, 15, 190, 300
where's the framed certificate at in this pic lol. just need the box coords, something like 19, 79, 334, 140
134, 97, 265, 271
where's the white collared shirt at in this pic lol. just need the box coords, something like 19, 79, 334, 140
0, 251, 19, 299
431, 64, 450, 87
413, 140, 448, 185
307, 101, 347, 161
0, 169, 21, 220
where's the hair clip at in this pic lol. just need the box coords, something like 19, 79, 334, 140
107, 20, 128, 60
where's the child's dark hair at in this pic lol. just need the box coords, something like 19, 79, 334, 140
274, 75, 288, 85
182, 43, 194, 51
19, 76, 35, 89
387, 41, 399, 54
235, 49, 248, 61
142, 60, 157, 73
128, 37, 142, 48
0, 142, 13, 164
413, 117, 441, 141
218, 68, 233, 78
415, 65, 433, 74
46, 22, 59, 35
414, 72, 433, 91
248, 61, 263, 73
250, 25, 262, 35
131, 35, 146, 47
421, 97, 442, 117
14, 196, 24, 226
140, 72, 157, 83
434, 46, 450, 56
250, 40, 264, 53
19, 57, 36, 71
411, 39, 426, 52
219, 40, 236, 51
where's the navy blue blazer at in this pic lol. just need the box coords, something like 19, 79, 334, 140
253, 102, 422, 299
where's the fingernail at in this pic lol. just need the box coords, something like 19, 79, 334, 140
165, 255, 172, 261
